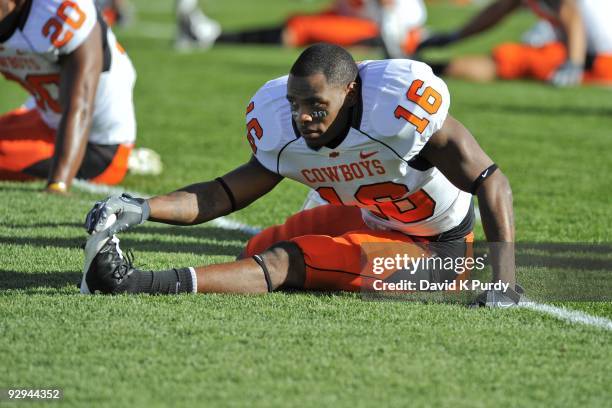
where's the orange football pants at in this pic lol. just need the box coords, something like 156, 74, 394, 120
244, 204, 474, 292
493, 41, 612, 83
0, 107, 131, 184
285, 12, 422, 55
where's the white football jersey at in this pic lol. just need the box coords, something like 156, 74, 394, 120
0, 0, 136, 145
334, 0, 426, 34
578, 0, 612, 54
526, 0, 612, 54
246, 59, 472, 237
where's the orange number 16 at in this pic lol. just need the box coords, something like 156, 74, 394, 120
394, 79, 442, 134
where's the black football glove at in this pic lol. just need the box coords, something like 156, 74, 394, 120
470, 284, 525, 308
84, 193, 150, 235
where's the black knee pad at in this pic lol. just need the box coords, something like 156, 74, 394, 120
261, 241, 306, 289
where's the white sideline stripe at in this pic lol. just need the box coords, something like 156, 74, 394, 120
210, 217, 262, 236
519, 300, 612, 331
73, 179, 145, 198
73, 181, 611, 332
72, 180, 262, 235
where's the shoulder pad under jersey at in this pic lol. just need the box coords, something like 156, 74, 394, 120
245, 75, 297, 172
359, 59, 450, 142
23, 0, 97, 55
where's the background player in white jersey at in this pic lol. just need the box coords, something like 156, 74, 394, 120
0, 0, 136, 193
214, 0, 427, 58
81, 43, 520, 307
417, 0, 612, 86
94, 0, 221, 50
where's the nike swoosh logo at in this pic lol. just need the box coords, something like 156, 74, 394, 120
495, 301, 515, 308
481, 169, 488, 178
360, 150, 378, 159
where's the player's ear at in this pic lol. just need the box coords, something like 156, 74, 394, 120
344, 81, 359, 106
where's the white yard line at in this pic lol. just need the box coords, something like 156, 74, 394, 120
73, 180, 610, 331
73, 179, 146, 198
519, 300, 612, 331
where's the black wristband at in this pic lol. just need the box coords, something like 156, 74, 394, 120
470, 163, 498, 195
215, 177, 237, 213
252, 254, 273, 293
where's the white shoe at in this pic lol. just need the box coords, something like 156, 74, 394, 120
175, 10, 221, 50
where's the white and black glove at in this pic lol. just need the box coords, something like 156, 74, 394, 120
84, 194, 150, 235
550, 61, 583, 87
470, 284, 524, 308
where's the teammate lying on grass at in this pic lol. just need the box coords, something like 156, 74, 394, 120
418, 0, 612, 86
0, 0, 136, 193
82, 43, 521, 307
214, 0, 427, 58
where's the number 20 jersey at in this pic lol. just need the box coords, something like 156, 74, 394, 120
246, 59, 473, 238
0, 0, 136, 145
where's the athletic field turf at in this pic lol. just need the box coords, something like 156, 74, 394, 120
1, 1, 611, 406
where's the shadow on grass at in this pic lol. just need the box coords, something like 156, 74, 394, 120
135, 225, 254, 242
0, 183, 41, 193
0, 221, 83, 229
0, 223, 253, 242
0, 230, 246, 257
0, 269, 81, 290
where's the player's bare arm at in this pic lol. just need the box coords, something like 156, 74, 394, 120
148, 156, 283, 225
545, 0, 587, 86
418, 0, 520, 49
46, 21, 104, 193
85, 155, 283, 236
420, 114, 516, 286
455, 0, 520, 40
559, 0, 586, 67
0, 0, 16, 19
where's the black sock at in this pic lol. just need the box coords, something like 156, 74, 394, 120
125, 267, 195, 294
216, 27, 283, 44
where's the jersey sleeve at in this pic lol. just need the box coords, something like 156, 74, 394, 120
402, 62, 450, 140
361, 59, 451, 155
33, 0, 97, 55
245, 76, 294, 174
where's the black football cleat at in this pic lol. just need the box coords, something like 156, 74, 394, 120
81, 235, 137, 294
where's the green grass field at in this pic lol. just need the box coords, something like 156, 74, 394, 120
1, 1, 611, 406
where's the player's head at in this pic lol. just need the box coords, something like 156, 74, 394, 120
287, 43, 359, 149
